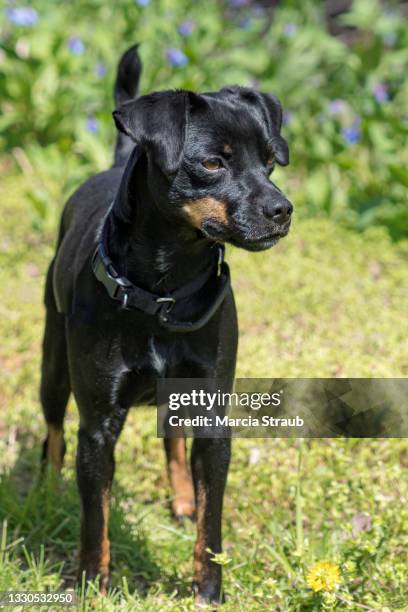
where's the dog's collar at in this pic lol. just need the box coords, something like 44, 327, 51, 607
92, 237, 230, 333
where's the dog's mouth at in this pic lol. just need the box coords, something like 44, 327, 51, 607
235, 234, 282, 251
201, 220, 291, 252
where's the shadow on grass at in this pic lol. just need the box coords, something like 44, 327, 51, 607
0, 438, 191, 599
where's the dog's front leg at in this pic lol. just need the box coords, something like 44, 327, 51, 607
191, 437, 231, 605
76, 409, 127, 594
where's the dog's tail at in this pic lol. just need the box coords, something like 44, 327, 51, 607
113, 44, 142, 166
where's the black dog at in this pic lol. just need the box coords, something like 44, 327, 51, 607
40, 45, 292, 604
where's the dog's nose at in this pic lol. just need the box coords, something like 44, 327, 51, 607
262, 199, 293, 225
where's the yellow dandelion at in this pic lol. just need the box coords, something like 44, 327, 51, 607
306, 561, 341, 592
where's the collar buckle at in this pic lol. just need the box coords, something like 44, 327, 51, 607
156, 296, 176, 323
121, 291, 130, 310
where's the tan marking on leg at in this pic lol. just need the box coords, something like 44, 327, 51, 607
193, 486, 207, 585
99, 489, 110, 595
167, 438, 195, 518
47, 424, 65, 472
182, 198, 228, 230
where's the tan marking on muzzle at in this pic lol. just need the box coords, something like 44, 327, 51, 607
47, 424, 65, 472
183, 197, 228, 229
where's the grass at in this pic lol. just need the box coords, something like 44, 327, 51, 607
0, 167, 407, 610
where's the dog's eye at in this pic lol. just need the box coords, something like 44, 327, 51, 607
202, 158, 223, 171
266, 155, 275, 168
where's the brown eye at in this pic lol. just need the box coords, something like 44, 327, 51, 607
266, 155, 275, 168
202, 158, 222, 171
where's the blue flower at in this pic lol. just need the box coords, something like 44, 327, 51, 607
165, 48, 188, 68
135, 0, 150, 5
86, 117, 99, 133
67, 36, 85, 55
372, 83, 389, 104
95, 63, 107, 78
342, 120, 361, 145
6, 7, 38, 27
283, 23, 297, 37
177, 19, 195, 37
328, 99, 346, 116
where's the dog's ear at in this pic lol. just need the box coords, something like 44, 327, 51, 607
219, 86, 289, 166
113, 90, 188, 175
257, 92, 289, 166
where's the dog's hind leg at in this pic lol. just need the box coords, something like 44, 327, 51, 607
40, 260, 70, 472
164, 438, 196, 520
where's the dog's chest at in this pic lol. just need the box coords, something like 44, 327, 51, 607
112, 334, 196, 407
147, 337, 166, 376
112, 338, 165, 406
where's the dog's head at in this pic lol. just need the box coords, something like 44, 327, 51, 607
113, 86, 292, 251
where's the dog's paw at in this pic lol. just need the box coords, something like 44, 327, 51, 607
172, 498, 196, 522
77, 568, 110, 597
193, 582, 225, 608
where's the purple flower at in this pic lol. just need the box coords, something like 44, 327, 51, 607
177, 19, 195, 37
372, 83, 389, 104
67, 36, 85, 55
328, 99, 346, 116
342, 119, 361, 145
135, 0, 150, 5
86, 117, 99, 133
283, 23, 297, 37
229, 0, 249, 6
238, 16, 251, 30
282, 111, 293, 126
95, 63, 107, 78
165, 48, 188, 68
251, 6, 266, 19
6, 7, 38, 27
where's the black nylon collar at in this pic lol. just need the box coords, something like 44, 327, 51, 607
92, 226, 230, 332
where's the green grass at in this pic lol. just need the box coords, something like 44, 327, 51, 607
0, 170, 407, 611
